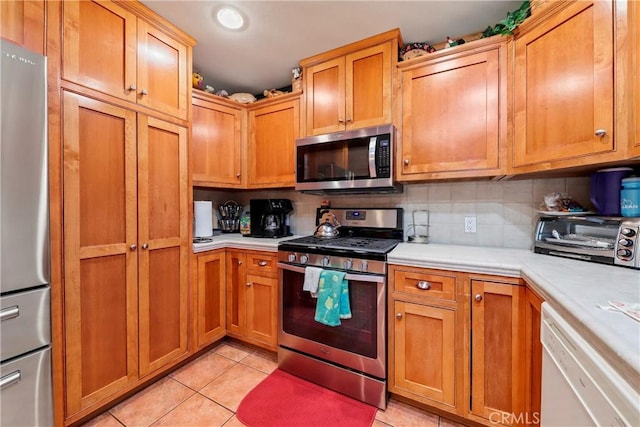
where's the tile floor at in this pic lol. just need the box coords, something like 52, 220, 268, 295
82, 340, 468, 427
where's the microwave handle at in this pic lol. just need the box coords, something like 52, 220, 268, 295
368, 137, 377, 178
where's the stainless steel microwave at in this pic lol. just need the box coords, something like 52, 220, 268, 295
295, 124, 402, 194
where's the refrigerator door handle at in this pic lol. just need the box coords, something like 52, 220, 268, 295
0, 306, 20, 322
0, 370, 21, 389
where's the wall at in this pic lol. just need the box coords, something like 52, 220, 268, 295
194, 176, 591, 250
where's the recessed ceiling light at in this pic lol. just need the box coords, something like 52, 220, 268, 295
216, 6, 245, 30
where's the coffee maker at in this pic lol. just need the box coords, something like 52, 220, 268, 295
249, 199, 294, 238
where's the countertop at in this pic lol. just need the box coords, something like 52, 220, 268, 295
389, 243, 640, 393
193, 237, 640, 392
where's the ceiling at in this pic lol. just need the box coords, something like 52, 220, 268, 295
141, 1, 522, 96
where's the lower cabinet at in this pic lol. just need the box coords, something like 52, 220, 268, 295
193, 250, 226, 350
226, 250, 279, 350
523, 284, 544, 426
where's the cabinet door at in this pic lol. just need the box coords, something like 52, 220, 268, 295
470, 280, 525, 421
400, 43, 504, 179
305, 57, 345, 135
62, 0, 137, 101
62, 92, 139, 415
192, 96, 244, 187
512, 1, 614, 169
196, 252, 226, 348
226, 251, 247, 337
245, 272, 278, 349
346, 41, 392, 130
391, 301, 456, 407
136, 20, 189, 120
137, 116, 189, 377
524, 286, 543, 426
248, 97, 299, 188
1, 0, 45, 54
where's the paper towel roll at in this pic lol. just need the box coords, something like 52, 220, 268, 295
194, 201, 213, 237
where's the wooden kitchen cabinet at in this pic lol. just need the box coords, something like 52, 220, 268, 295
397, 37, 507, 181
301, 29, 399, 136
226, 250, 279, 350
193, 250, 226, 350
0, 0, 45, 54
523, 285, 544, 426
469, 278, 525, 424
61, 0, 193, 120
62, 91, 189, 415
247, 94, 300, 188
192, 91, 245, 188
510, 0, 633, 172
388, 266, 463, 412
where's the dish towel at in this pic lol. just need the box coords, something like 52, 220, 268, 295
314, 270, 352, 327
302, 266, 323, 298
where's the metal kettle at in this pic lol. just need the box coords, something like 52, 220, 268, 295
314, 211, 340, 238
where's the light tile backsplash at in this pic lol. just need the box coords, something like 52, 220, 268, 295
194, 177, 592, 250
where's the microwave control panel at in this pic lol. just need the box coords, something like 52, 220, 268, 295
375, 136, 391, 177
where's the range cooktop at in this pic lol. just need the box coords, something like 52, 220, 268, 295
281, 235, 402, 254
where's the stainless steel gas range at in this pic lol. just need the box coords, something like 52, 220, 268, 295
277, 207, 403, 409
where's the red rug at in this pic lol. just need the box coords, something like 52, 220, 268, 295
236, 369, 377, 427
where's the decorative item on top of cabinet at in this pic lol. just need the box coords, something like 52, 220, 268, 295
510, 0, 636, 173
226, 250, 278, 350
62, 91, 189, 420
61, 0, 194, 120
0, 0, 45, 54
300, 28, 400, 136
192, 90, 246, 188
247, 93, 300, 188
396, 36, 507, 181
192, 250, 226, 351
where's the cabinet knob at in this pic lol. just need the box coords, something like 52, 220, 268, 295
416, 281, 431, 290
246, 282, 252, 287
130, 244, 137, 251
141, 243, 149, 249
404, 159, 410, 166
238, 260, 243, 265
258, 260, 268, 266
594, 129, 607, 137
236, 173, 241, 178
475, 294, 483, 302
346, 117, 352, 122
128, 84, 137, 91
140, 89, 148, 96
396, 312, 403, 319
338, 118, 344, 123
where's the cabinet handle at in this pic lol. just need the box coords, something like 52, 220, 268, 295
0, 370, 21, 389
258, 261, 267, 266
128, 84, 137, 91
236, 173, 241, 178
338, 118, 344, 123
404, 159, 409, 166
396, 312, 403, 319
246, 282, 252, 287
0, 305, 19, 321
142, 243, 149, 249
416, 281, 431, 290
346, 117, 352, 122
238, 260, 243, 265
140, 89, 148, 96
475, 294, 483, 302
594, 129, 607, 137
130, 244, 137, 251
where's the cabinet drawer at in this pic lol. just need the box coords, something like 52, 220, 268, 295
393, 270, 456, 301
246, 252, 277, 274
1, 287, 50, 361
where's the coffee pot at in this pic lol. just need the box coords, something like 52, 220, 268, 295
249, 199, 294, 238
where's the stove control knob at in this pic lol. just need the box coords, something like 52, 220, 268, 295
288, 253, 297, 263
617, 248, 632, 258
344, 259, 353, 270
360, 260, 368, 272
322, 256, 331, 267
619, 238, 633, 247
300, 254, 309, 264
621, 228, 637, 237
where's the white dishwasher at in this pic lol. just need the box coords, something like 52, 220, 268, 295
541, 303, 639, 426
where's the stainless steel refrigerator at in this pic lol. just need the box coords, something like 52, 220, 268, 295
0, 40, 53, 426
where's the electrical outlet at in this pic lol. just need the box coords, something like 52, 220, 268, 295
464, 216, 477, 233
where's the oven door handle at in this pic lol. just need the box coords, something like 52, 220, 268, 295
278, 262, 384, 283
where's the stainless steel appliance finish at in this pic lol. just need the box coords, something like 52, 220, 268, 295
0, 40, 53, 426
533, 215, 640, 269
295, 124, 402, 194
277, 208, 402, 409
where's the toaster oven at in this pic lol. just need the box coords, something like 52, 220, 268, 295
533, 215, 640, 269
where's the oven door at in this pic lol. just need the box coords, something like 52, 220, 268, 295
278, 262, 386, 379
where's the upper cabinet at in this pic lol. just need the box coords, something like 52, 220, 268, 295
0, 0, 45, 54
397, 37, 507, 181
247, 94, 300, 188
61, 0, 193, 120
192, 91, 245, 188
301, 29, 399, 136
510, 0, 635, 173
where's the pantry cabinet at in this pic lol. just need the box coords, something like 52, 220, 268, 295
61, 0, 192, 120
301, 29, 399, 136
388, 266, 463, 412
510, 0, 632, 172
0, 0, 45, 54
247, 94, 300, 188
62, 91, 189, 415
193, 250, 226, 350
469, 278, 525, 423
226, 250, 279, 350
192, 91, 245, 187
397, 37, 507, 181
